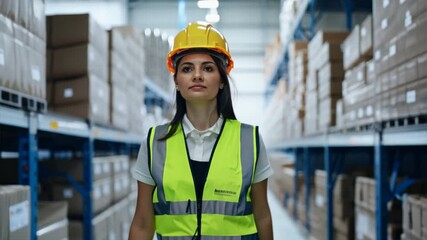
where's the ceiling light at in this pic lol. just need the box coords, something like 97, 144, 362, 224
198, 0, 219, 9
205, 8, 220, 23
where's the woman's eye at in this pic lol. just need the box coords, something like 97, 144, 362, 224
204, 66, 214, 72
181, 66, 192, 73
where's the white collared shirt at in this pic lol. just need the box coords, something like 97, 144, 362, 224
133, 115, 273, 185
181, 114, 224, 162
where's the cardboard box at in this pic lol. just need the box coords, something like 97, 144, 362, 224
111, 173, 130, 202
53, 75, 110, 124
342, 24, 360, 70
51, 177, 112, 216
47, 14, 108, 55
0, 0, 19, 22
308, 31, 349, 60
37, 201, 68, 240
110, 85, 129, 130
51, 43, 108, 80
69, 207, 112, 240
0, 185, 30, 240
0, 33, 16, 90
42, 157, 111, 182
360, 15, 373, 58
30, 0, 46, 40
108, 155, 130, 176
418, 52, 427, 80
113, 198, 131, 240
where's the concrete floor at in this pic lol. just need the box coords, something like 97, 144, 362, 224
268, 190, 310, 240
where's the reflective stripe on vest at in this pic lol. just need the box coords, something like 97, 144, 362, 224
156, 233, 259, 240
149, 120, 258, 238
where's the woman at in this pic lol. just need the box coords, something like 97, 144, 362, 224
130, 22, 273, 240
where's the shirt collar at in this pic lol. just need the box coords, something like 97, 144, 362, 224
182, 114, 224, 137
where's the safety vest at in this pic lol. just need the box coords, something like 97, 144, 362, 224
148, 119, 259, 239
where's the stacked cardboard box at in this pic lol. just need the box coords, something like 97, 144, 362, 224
306, 31, 348, 135
264, 35, 283, 84
262, 79, 289, 146
311, 171, 355, 240
373, 1, 427, 121
42, 157, 113, 216
267, 152, 308, 220
143, 29, 173, 95
355, 177, 405, 240
0, 0, 46, 100
107, 155, 131, 203
402, 195, 427, 240
47, 14, 110, 125
286, 41, 308, 139
341, 15, 375, 128
0, 185, 30, 240
37, 201, 68, 240
69, 196, 131, 240
109, 26, 145, 133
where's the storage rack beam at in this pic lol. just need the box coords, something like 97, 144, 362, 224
0, 106, 143, 240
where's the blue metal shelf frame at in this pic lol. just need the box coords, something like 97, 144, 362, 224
0, 106, 143, 240
275, 124, 427, 240
18, 112, 38, 239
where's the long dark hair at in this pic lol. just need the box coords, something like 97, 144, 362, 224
159, 53, 236, 140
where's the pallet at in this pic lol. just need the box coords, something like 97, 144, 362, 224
0, 86, 47, 113
382, 114, 427, 129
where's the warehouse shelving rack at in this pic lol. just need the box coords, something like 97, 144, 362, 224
273, 123, 427, 240
0, 105, 142, 240
267, 0, 371, 91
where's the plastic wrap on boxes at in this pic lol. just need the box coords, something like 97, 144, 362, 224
360, 15, 373, 58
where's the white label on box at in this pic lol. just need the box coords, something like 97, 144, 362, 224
122, 161, 129, 171
103, 162, 110, 174
64, 88, 73, 98
357, 71, 363, 81
9, 200, 29, 232
102, 183, 110, 195
406, 90, 416, 103
63, 188, 73, 198
94, 164, 102, 176
114, 162, 121, 173
358, 108, 364, 119
361, 27, 367, 37
115, 181, 121, 192
366, 105, 373, 116
405, 12, 412, 28
375, 50, 381, 60
381, 18, 388, 30
315, 194, 324, 207
31, 66, 41, 82
93, 187, 101, 199
98, 89, 104, 98
383, 0, 389, 8
368, 62, 375, 72
389, 45, 397, 57
0, 49, 5, 66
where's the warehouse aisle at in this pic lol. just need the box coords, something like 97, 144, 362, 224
268, 190, 309, 240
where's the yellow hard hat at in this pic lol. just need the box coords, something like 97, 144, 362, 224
166, 22, 234, 74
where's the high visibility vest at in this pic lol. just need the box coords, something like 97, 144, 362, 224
148, 119, 259, 239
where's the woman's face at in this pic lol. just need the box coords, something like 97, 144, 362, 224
175, 53, 224, 104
